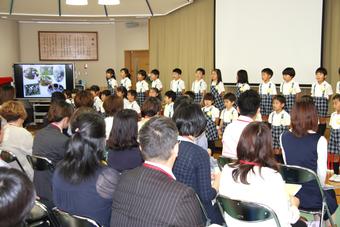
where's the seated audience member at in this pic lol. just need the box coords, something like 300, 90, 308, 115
100, 89, 112, 102
0, 84, 15, 106
126, 90, 141, 115
103, 96, 124, 140
64, 89, 74, 106
110, 116, 204, 226
149, 87, 162, 101
138, 97, 161, 130
32, 101, 73, 202
51, 91, 66, 103
53, 112, 119, 227
172, 104, 223, 224
107, 109, 143, 172
280, 100, 338, 223
74, 90, 94, 109
220, 122, 306, 227
184, 90, 195, 101
163, 90, 176, 118
222, 89, 261, 158
0, 100, 33, 179
0, 167, 36, 227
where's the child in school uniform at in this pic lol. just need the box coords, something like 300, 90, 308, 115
105, 68, 118, 93
202, 93, 220, 153
191, 68, 207, 104
280, 67, 301, 113
100, 90, 111, 102
163, 90, 176, 118
136, 69, 149, 107
148, 88, 162, 101
311, 67, 333, 135
64, 89, 74, 106
259, 68, 277, 122
268, 95, 290, 161
116, 86, 129, 109
89, 85, 104, 113
328, 94, 340, 182
126, 90, 141, 115
335, 67, 340, 94
218, 93, 238, 138
119, 68, 132, 91
235, 69, 251, 102
150, 69, 163, 92
210, 69, 225, 111
170, 68, 185, 97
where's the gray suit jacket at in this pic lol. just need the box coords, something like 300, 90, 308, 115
110, 165, 204, 227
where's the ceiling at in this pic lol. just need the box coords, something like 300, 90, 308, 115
0, 0, 193, 21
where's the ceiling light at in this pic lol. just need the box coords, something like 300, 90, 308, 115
98, 0, 120, 5
66, 0, 88, 5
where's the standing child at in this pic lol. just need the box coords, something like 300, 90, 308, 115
202, 93, 220, 153
150, 69, 163, 92
280, 67, 301, 113
191, 68, 207, 104
259, 68, 277, 122
105, 68, 118, 93
268, 95, 290, 161
89, 85, 104, 113
136, 69, 149, 107
328, 94, 340, 182
120, 68, 132, 91
126, 90, 141, 115
211, 69, 225, 111
219, 93, 238, 137
163, 90, 176, 118
235, 69, 251, 102
170, 68, 185, 97
336, 67, 340, 94
311, 67, 333, 135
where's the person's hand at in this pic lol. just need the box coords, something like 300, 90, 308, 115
290, 196, 300, 207
212, 171, 221, 191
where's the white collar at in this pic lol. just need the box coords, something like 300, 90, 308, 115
144, 161, 176, 180
178, 135, 195, 144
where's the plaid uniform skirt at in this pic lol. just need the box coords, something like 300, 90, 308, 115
260, 94, 273, 116
313, 97, 328, 117
194, 92, 203, 104
272, 125, 288, 149
137, 92, 146, 107
284, 94, 295, 113
204, 112, 218, 141
211, 86, 224, 111
328, 128, 340, 154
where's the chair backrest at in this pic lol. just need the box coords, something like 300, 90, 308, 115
279, 164, 321, 187
26, 200, 50, 226
1, 150, 17, 163
52, 208, 101, 227
216, 195, 281, 227
26, 155, 54, 171
217, 156, 236, 170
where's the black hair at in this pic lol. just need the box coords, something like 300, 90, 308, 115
282, 67, 296, 78
141, 97, 161, 117
184, 91, 195, 100
338, 67, 340, 75
223, 92, 236, 102
106, 68, 116, 79
332, 94, 340, 102
203, 92, 214, 102
149, 87, 162, 101
237, 70, 249, 84
172, 103, 207, 137
57, 112, 106, 184
48, 100, 74, 123
0, 167, 36, 227
172, 68, 182, 75
151, 69, 160, 77
300, 95, 314, 104
315, 67, 327, 76
174, 96, 194, 111
107, 109, 139, 150
237, 90, 261, 117
51, 91, 66, 103
116, 86, 128, 98
100, 90, 111, 97
64, 89, 72, 99
0, 85, 15, 105
273, 95, 286, 105
128, 89, 137, 99
137, 69, 147, 80
164, 90, 176, 102
212, 69, 222, 84
261, 68, 273, 77
90, 85, 100, 92
120, 68, 131, 79
196, 67, 205, 75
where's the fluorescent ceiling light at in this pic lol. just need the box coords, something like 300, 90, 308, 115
98, 0, 120, 5
66, 0, 88, 5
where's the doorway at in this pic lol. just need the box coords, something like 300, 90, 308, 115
124, 50, 149, 89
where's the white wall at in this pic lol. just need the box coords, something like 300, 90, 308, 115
19, 20, 148, 87
0, 19, 19, 76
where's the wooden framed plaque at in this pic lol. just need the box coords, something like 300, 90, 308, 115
38, 31, 98, 61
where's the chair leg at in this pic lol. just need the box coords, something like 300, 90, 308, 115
320, 203, 325, 227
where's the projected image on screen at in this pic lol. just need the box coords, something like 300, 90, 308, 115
22, 64, 67, 98
215, 0, 323, 84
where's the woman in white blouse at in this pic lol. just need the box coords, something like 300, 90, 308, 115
219, 122, 306, 227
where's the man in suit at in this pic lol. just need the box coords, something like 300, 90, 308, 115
110, 116, 205, 227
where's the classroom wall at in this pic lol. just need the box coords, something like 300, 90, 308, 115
19, 20, 148, 87
0, 20, 20, 76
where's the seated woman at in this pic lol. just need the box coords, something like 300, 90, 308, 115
103, 95, 123, 140
73, 90, 94, 109
280, 99, 338, 223
0, 100, 34, 179
220, 122, 305, 227
138, 97, 161, 131
53, 112, 120, 227
107, 109, 143, 172
33, 100, 73, 202
172, 104, 224, 225
0, 167, 36, 227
